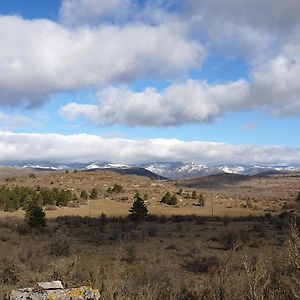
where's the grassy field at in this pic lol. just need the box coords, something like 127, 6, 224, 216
1, 168, 298, 219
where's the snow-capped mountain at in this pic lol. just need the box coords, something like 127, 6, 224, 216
141, 162, 300, 179
85, 161, 130, 170
141, 162, 212, 179
2, 161, 300, 179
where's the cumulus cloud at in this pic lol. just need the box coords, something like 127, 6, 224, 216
60, 80, 249, 126
60, 29, 300, 127
0, 132, 299, 166
0, 16, 205, 107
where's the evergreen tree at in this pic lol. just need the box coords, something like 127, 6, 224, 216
161, 192, 177, 205
129, 194, 148, 221
25, 203, 46, 229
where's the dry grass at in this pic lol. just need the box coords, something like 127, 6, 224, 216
0, 168, 298, 298
1, 168, 295, 219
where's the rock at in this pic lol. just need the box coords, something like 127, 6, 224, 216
38, 281, 64, 290
10, 281, 100, 300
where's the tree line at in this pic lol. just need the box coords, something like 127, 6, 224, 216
0, 185, 77, 212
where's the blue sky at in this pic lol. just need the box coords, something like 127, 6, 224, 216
0, 0, 300, 164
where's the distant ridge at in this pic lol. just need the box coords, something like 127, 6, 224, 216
1, 161, 300, 180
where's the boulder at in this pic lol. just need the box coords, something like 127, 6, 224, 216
9, 281, 100, 300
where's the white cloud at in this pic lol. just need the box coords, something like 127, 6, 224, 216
0, 131, 299, 166
61, 29, 300, 127
0, 16, 205, 107
60, 80, 249, 126
0, 112, 31, 129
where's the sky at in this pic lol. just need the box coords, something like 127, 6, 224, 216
0, 0, 300, 165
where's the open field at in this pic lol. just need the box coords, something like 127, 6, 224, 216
0, 168, 299, 219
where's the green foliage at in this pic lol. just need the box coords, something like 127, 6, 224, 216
0, 185, 75, 211
25, 203, 46, 229
107, 183, 124, 194
191, 191, 197, 199
129, 193, 149, 221
80, 190, 88, 199
161, 192, 178, 205
90, 188, 98, 199
198, 194, 205, 206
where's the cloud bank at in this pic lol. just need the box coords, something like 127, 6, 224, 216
0, 132, 299, 166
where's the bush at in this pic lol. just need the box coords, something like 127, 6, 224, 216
296, 192, 300, 202
90, 188, 98, 199
198, 194, 205, 206
161, 192, 178, 205
48, 238, 72, 257
191, 191, 197, 199
185, 256, 221, 274
25, 203, 46, 229
80, 190, 88, 199
112, 183, 123, 193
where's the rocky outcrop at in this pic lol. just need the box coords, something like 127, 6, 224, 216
10, 281, 100, 300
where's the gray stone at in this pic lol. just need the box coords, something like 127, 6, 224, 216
10, 281, 100, 300
37, 281, 64, 290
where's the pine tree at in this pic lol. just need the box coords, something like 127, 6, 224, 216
25, 203, 46, 229
129, 194, 148, 221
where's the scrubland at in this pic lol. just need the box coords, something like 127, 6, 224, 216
0, 168, 299, 299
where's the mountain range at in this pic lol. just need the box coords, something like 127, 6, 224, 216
1, 161, 300, 180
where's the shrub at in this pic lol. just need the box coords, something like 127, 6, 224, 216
198, 194, 205, 206
161, 192, 178, 205
90, 188, 98, 199
112, 183, 123, 193
25, 203, 46, 229
48, 238, 72, 257
191, 191, 197, 199
185, 256, 221, 274
0, 258, 19, 284
221, 229, 249, 250
296, 192, 300, 202
129, 193, 149, 221
80, 190, 88, 199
